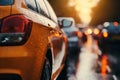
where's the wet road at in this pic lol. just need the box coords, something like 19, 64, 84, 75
67, 35, 119, 80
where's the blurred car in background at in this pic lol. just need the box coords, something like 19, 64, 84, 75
58, 17, 82, 47
0, 0, 68, 80
96, 22, 120, 79
58, 17, 82, 78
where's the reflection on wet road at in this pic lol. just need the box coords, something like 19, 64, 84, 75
76, 35, 98, 80
68, 35, 118, 80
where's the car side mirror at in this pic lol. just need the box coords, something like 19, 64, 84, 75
61, 19, 73, 28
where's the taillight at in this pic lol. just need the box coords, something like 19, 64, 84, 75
102, 29, 108, 38
0, 14, 32, 46
85, 28, 92, 35
72, 31, 82, 37
72, 31, 78, 36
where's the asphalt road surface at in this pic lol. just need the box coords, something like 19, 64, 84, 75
68, 35, 119, 80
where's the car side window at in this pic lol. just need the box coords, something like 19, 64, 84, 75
25, 0, 50, 18
36, 0, 49, 18
25, 0, 38, 12
44, 0, 58, 23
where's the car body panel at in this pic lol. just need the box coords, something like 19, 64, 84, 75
0, 6, 12, 18
0, 0, 68, 80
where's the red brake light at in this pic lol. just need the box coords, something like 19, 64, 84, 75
2, 15, 29, 33
72, 31, 82, 37
113, 22, 119, 27
0, 15, 32, 46
72, 31, 78, 36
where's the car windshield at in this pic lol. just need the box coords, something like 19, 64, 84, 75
0, 0, 14, 5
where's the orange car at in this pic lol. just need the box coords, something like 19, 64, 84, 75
0, 0, 68, 80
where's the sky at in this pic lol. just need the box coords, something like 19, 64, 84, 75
48, 0, 120, 26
